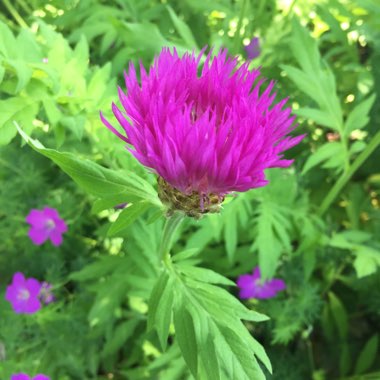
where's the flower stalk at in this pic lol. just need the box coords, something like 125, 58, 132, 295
159, 211, 185, 264
319, 130, 380, 216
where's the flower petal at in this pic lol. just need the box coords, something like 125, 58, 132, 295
28, 227, 49, 245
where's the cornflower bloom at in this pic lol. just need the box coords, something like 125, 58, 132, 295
101, 47, 303, 216
26, 207, 67, 246
237, 267, 286, 299
5, 273, 42, 314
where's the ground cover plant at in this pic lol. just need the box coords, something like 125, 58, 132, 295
0, 0, 380, 379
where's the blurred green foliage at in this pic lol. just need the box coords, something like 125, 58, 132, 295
1, 0, 380, 379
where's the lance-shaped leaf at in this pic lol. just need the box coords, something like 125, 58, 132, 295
17, 126, 162, 208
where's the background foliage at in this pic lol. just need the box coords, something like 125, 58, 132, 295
1, 0, 380, 379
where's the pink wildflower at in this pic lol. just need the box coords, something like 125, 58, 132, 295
237, 267, 286, 299
26, 207, 67, 246
5, 273, 42, 314
11, 374, 50, 380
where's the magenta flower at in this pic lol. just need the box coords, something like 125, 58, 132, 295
101, 48, 303, 214
26, 207, 67, 246
244, 37, 260, 60
38, 282, 54, 305
11, 374, 50, 380
237, 267, 286, 299
5, 273, 42, 314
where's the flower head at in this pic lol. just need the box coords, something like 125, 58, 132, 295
245, 37, 260, 60
38, 282, 54, 305
5, 273, 42, 314
101, 47, 303, 216
237, 267, 286, 299
11, 374, 50, 380
26, 207, 67, 246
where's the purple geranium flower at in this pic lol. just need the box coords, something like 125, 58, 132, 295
244, 37, 260, 60
11, 374, 50, 380
101, 47, 303, 214
38, 282, 54, 305
5, 273, 42, 314
26, 207, 67, 246
237, 267, 286, 299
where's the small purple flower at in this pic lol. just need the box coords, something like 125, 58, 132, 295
26, 207, 67, 246
244, 37, 260, 60
5, 273, 42, 314
38, 282, 54, 305
11, 374, 50, 380
237, 267, 286, 299
11, 375, 29, 380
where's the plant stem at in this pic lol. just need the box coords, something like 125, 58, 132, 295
159, 212, 185, 263
318, 130, 380, 216
16, 0, 33, 14
3, 0, 28, 28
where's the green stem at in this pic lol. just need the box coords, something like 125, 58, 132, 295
3, 0, 28, 28
233, 0, 247, 54
159, 212, 185, 263
16, 0, 33, 14
318, 131, 380, 216
306, 339, 315, 374
285, 0, 297, 16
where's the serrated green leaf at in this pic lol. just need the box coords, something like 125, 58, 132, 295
199, 333, 221, 380
43, 98, 62, 125
353, 246, 380, 278
179, 265, 236, 286
328, 292, 348, 340
70, 256, 123, 281
0, 98, 38, 145
88, 273, 129, 326
92, 195, 136, 213
0, 65, 5, 84
107, 202, 150, 236
339, 343, 351, 376
345, 94, 376, 135
0, 21, 17, 57
173, 303, 198, 378
190, 280, 269, 323
213, 323, 266, 380
281, 65, 322, 107
101, 319, 140, 357
17, 127, 161, 206
354, 334, 378, 374
167, 5, 198, 49
7, 59, 33, 92
295, 107, 337, 129
172, 248, 200, 262
155, 276, 175, 350
148, 272, 170, 331
302, 142, 344, 174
